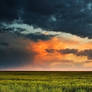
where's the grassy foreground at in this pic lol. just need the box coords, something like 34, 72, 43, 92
0, 71, 92, 92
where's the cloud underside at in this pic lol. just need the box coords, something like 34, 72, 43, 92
0, 29, 92, 70
0, 0, 92, 38
46, 49, 92, 60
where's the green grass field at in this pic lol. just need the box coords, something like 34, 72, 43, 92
0, 71, 92, 92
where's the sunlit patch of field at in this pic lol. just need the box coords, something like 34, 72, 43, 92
0, 71, 92, 92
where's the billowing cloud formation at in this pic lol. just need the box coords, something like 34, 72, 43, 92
1, 22, 92, 71
1, 0, 92, 71
1, 21, 56, 41
0, 0, 92, 37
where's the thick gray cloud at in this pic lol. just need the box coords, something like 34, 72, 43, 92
46, 49, 92, 60
60, 49, 92, 60
46, 49, 78, 54
0, 42, 9, 47
0, 0, 92, 37
46, 49, 55, 53
0, 48, 33, 68
77, 49, 92, 60
0, 0, 18, 20
0, 33, 36, 68
25, 34, 55, 41
58, 49, 78, 54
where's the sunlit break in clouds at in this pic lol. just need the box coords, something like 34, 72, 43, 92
1, 0, 92, 71
24, 32, 92, 71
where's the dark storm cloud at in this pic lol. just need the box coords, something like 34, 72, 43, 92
20, 0, 92, 38
58, 49, 78, 54
0, 48, 34, 68
0, 21, 55, 41
59, 49, 92, 60
46, 49, 78, 54
0, 33, 36, 68
26, 34, 55, 41
46, 49, 55, 53
0, 0, 92, 37
77, 49, 92, 60
0, 42, 9, 47
26, 0, 54, 15
0, 0, 19, 20
46, 49, 92, 60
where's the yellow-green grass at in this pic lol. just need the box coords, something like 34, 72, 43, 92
0, 71, 92, 92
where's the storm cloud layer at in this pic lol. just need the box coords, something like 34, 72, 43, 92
0, 0, 92, 37
1, 0, 92, 71
0, 33, 36, 69
46, 49, 92, 60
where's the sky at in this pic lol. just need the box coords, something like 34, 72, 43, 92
0, 0, 92, 71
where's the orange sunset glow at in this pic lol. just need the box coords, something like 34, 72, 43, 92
22, 34, 92, 71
